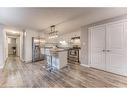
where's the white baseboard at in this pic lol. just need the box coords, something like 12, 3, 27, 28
80, 64, 90, 67
24, 60, 32, 63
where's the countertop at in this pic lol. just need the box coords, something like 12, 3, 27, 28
50, 48, 68, 52
44, 47, 81, 56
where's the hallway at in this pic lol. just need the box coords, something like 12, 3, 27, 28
0, 56, 127, 88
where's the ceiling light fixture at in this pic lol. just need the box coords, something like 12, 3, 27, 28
48, 25, 58, 39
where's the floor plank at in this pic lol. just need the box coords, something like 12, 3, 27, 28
0, 56, 127, 88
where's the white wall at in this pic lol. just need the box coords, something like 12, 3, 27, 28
20, 31, 23, 61
39, 32, 47, 38
80, 26, 88, 66
0, 25, 5, 68
4, 30, 8, 61
16, 37, 20, 56
24, 29, 39, 62
5, 36, 8, 60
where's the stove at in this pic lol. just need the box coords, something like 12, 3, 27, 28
67, 47, 80, 64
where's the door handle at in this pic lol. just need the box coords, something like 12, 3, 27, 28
102, 50, 111, 52
102, 50, 106, 52
106, 50, 111, 52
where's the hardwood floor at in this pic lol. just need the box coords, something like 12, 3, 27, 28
0, 56, 127, 88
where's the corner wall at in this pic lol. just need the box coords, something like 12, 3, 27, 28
24, 29, 39, 62
20, 32, 24, 61
0, 25, 5, 68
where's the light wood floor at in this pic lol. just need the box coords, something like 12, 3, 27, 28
0, 56, 127, 88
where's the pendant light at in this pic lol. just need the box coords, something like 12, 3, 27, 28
49, 25, 58, 39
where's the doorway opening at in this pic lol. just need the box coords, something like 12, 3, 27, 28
8, 37, 20, 57
5, 29, 21, 59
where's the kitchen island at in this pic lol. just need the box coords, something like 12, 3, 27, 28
44, 48, 68, 70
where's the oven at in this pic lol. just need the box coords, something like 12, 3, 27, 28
68, 48, 80, 64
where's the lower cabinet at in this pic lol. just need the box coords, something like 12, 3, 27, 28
46, 51, 68, 69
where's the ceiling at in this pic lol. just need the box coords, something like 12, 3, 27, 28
1, 7, 127, 34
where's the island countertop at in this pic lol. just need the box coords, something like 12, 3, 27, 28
50, 48, 68, 53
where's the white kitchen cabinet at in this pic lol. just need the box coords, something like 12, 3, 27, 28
51, 51, 68, 69
89, 20, 127, 76
45, 48, 68, 69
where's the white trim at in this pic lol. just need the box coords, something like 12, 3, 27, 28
24, 60, 32, 63
80, 64, 90, 67
88, 27, 91, 66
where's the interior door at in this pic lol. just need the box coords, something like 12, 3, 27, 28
90, 25, 106, 70
106, 22, 127, 76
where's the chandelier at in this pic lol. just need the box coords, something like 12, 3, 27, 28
48, 25, 58, 39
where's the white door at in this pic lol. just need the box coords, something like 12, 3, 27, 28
90, 25, 106, 70
106, 22, 127, 76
